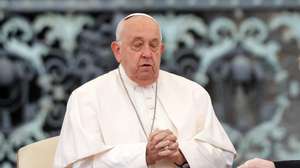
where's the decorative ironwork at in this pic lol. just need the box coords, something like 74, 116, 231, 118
0, 4, 300, 168
3, 0, 300, 11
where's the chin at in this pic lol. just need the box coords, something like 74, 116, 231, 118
140, 72, 158, 79
136, 74, 157, 85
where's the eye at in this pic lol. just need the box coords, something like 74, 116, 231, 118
149, 41, 160, 51
131, 40, 144, 51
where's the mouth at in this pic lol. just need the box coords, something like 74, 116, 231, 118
138, 64, 154, 72
140, 63, 152, 67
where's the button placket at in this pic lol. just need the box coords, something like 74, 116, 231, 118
142, 87, 155, 130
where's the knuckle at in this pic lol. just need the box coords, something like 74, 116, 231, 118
153, 137, 159, 142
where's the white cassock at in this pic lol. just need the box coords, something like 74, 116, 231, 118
54, 65, 237, 168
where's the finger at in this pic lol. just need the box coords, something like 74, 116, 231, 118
167, 150, 180, 159
158, 149, 173, 157
149, 130, 165, 142
167, 142, 179, 151
147, 140, 161, 151
150, 129, 172, 141
149, 129, 161, 140
150, 132, 170, 145
148, 143, 160, 151
163, 134, 177, 142
155, 140, 170, 149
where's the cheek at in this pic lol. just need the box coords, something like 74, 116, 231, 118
126, 53, 140, 68
132, 54, 141, 65
154, 54, 162, 64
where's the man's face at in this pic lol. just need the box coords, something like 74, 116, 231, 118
111, 16, 164, 86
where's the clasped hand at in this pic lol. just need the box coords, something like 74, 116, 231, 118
146, 129, 185, 165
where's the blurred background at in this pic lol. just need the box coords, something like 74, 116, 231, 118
0, 0, 300, 167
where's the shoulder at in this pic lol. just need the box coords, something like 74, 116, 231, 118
71, 69, 117, 97
159, 70, 209, 96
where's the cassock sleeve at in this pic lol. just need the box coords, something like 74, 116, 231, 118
178, 90, 236, 168
54, 91, 148, 168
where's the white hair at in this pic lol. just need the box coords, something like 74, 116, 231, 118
115, 13, 162, 41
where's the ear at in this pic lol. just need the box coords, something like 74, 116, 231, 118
111, 41, 122, 63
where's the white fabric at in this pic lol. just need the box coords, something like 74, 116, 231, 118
118, 65, 176, 136
54, 66, 237, 168
118, 65, 177, 168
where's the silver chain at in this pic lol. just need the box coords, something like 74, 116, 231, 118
118, 68, 158, 139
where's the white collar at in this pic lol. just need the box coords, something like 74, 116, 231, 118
118, 64, 156, 90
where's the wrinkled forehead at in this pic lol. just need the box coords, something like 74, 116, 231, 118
116, 13, 162, 41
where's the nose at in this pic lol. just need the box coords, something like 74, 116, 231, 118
141, 45, 153, 58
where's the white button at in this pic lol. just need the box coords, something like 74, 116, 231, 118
146, 96, 152, 100
146, 103, 154, 109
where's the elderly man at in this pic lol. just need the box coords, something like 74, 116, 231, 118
54, 13, 236, 168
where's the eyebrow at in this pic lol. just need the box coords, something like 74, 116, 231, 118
131, 37, 143, 42
131, 37, 160, 42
